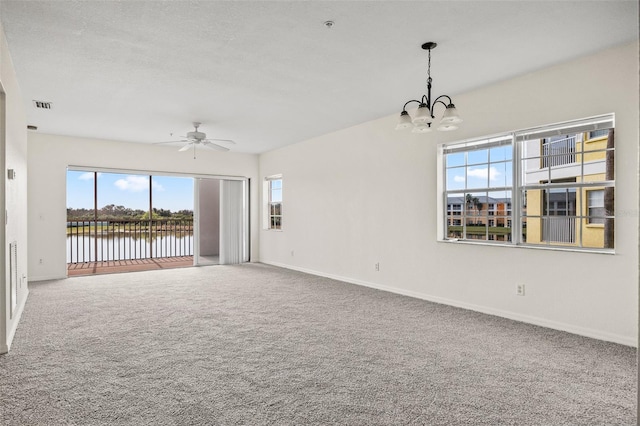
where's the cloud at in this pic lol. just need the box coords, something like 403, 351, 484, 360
453, 175, 465, 182
78, 172, 101, 180
468, 167, 500, 181
114, 176, 164, 192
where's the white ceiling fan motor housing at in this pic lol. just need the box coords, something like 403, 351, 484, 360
187, 131, 206, 140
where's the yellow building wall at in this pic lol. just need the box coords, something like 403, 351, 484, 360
525, 189, 542, 244
581, 172, 606, 248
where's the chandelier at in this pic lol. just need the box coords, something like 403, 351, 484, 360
396, 42, 462, 133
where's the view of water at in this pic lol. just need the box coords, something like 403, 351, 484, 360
67, 235, 194, 263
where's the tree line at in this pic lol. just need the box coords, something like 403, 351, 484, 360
67, 205, 193, 220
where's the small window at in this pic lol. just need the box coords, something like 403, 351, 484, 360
587, 189, 605, 224
588, 129, 609, 140
264, 176, 282, 230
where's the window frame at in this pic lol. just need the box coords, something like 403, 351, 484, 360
440, 114, 615, 253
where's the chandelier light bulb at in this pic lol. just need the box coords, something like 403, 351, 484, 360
396, 111, 413, 130
412, 124, 433, 133
412, 104, 434, 124
441, 104, 463, 124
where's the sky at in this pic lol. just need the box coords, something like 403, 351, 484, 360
67, 170, 194, 211
445, 146, 512, 191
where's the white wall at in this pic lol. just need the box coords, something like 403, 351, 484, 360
0, 23, 28, 353
28, 133, 259, 281
259, 41, 639, 346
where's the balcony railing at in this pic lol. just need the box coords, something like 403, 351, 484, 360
542, 216, 576, 244
542, 136, 576, 168
67, 219, 193, 264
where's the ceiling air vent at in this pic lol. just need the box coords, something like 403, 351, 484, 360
33, 100, 52, 109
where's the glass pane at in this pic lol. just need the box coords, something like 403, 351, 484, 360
490, 216, 511, 242
489, 145, 512, 162
446, 152, 465, 167
543, 188, 577, 216
541, 216, 577, 245
446, 195, 465, 219
465, 223, 487, 241
588, 190, 604, 207
466, 166, 490, 189
271, 188, 282, 203
446, 217, 462, 239
270, 179, 282, 190
487, 190, 512, 217
152, 176, 194, 219
446, 167, 465, 190
67, 170, 96, 219
97, 173, 150, 218
489, 161, 512, 187
271, 216, 282, 229
520, 140, 546, 185
467, 149, 488, 165
542, 135, 577, 168
463, 192, 485, 227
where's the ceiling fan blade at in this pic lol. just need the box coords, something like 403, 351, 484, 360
206, 138, 236, 144
201, 141, 230, 152
178, 143, 193, 152
153, 139, 188, 145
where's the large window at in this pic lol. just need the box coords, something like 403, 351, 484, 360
442, 114, 614, 251
264, 176, 282, 230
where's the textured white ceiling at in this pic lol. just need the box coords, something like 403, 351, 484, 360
0, 1, 638, 154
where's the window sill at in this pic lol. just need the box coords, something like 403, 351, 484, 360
439, 238, 615, 255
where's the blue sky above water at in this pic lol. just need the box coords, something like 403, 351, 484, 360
67, 170, 194, 211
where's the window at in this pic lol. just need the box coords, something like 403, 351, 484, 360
587, 189, 605, 224
444, 135, 513, 242
442, 114, 614, 251
264, 176, 282, 230
588, 129, 609, 140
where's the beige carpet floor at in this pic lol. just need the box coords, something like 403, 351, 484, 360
1, 263, 636, 425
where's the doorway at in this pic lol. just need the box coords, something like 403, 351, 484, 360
66, 169, 249, 275
194, 178, 249, 266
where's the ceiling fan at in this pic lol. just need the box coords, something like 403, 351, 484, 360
155, 122, 235, 157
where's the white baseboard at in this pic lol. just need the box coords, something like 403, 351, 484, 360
261, 261, 636, 347
29, 274, 66, 282
5, 288, 29, 353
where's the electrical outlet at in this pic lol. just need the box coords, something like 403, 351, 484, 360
39, 258, 43, 265
291, 250, 294, 257
375, 262, 380, 272
516, 284, 525, 296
